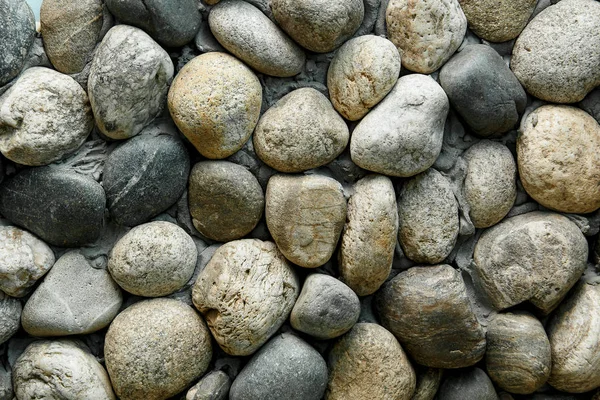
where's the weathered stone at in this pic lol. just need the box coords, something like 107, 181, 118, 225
412, 368, 443, 400
438, 368, 497, 400
0, 0, 35, 86
186, 370, 230, 400
0, 293, 20, 345
458, 0, 536, 42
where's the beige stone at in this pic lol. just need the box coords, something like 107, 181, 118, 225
459, 0, 536, 42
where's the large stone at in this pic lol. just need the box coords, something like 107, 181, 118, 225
438, 368, 497, 400
0, 0, 35, 86
0, 293, 21, 345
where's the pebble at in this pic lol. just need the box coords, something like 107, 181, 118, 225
412, 368, 443, 400
438, 368, 497, 400
0, 293, 21, 345
0, 67, 93, 166
266, 174, 346, 268
186, 370, 230, 400
0, 0, 35, 86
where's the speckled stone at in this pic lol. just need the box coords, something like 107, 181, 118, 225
0, 293, 21, 345
0, 0, 35, 86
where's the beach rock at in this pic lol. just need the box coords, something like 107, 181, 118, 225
458, 0, 536, 42
0, 0, 35, 86
412, 368, 443, 400
0, 293, 21, 345
186, 370, 230, 400
438, 368, 497, 400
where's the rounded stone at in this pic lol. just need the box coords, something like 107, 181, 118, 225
88, 25, 174, 140
517, 105, 600, 214
209, 0, 305, 77
0, 67, 93, 166
510, 0, 600, 103
412, 368, 443, 400
327, 35, 401, 121
168, 52, 262, 159
271, 0, 364, 53
386, 0, 466, 73
13, 340, 115, 400
186, 370, 230, 400
192, 239, 299, 356
0, 292, 21, 345
350, 74, 449, 177
108, 221, 197, 297
0, 0, 35, 86
338, 174, 398, 296
253, 88, 349, 173
326, 323, 416, 400
438, 368, 497, 400
105, 298, 212, 400
188, 161, 264, 242
229, 333, 328, 400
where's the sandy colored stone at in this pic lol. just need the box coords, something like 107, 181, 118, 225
458, 0, 536, 42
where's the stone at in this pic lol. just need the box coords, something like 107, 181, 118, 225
0, 226, 54, 297
0, 361, 11, 400
375, 265, 486, 368
192, 239, 299, 356
253, 88, 349, 173
186, 370, 230, 400
350, 74, 449, 177
0, 293, 21, 345
13, 340, 115, 399
398, 169, 459, 264
339, 174, 397, 296
517, 105, 600, 213
103, 133, 190, 226
105, 298, 212, 400
327, 35, 400, 121
440, 45, 527, 136
209, 0, 305, 77
266, 175, 346, 268
386, 0, 466, 73
510, 0, 600, 103
0, 67, 93, 166
108, 221, 197, 297
473, 212, 588, 314
580, 87, 600, 124
230, 333, 328, 400
327, 323, 416, 400
412, 368, 443, 400
438, 368, 497, 400
88, 25, 174, 140
0, 0, 35, 86
0, 167, 106, 247
271, 0, 364, 53
486, 312, 551, 394
188, 161, 264, 242
168, 52, 262, 159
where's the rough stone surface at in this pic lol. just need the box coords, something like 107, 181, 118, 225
412, 368, 443, 400
0, 0, 35, 86
186, 370, 230, 400
0, 293, 21, 345
458, 0, 536, 42
438, 368, 497, 400
350, 74, 449, 177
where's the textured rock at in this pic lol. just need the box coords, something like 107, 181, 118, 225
339, 174, 397, 296
327, 323, 416, 400
511, 0, 600, 103
386, 0, 466, 73
412, 368, 443, 400
230, 333, 328, 400
0, 293, 21, 345
88, 25, 174, 140
458, 0, 536, 42
0, 0, 35, 86
0, 67, 93, 166
254, 88, 349, 173
188, 161, 264, 242
580, 87, 600, 124
473, 212, 588, 314
438, 368, 497, 400
192, 239, 299, 356
186, 370, 230, 400
266, 175, 346, 268
376, 265, 486, 368
105, 298, 212, 400
350, 74, 449, 177
517, 105, 600, 213
168, 52, 262, 159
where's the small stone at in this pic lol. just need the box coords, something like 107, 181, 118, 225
168, 52, 262, 159
0, 293, 21, 345
0, 0, 35, 86
186, 370, 230, 400
438, 368, 497, 400
412, 368, 443, 400
188, 161, 264, 242
266, 174, 346, 268
105, 298, 212, 400
580, 87, 600, 124
0, 67, 93, 166
88, 25, 174, 140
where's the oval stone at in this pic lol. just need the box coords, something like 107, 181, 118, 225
0, 0, 35, 86
438, 368, 497, 400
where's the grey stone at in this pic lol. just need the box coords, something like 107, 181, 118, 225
186, 370, 230, 400
580, 87, 600, 124
412, 368, 443, 400
0, 0, 35, 86
0, 292, 20, 345
195, 22, 226, 53
438, 368, 497, 400
355, 0, 382, 36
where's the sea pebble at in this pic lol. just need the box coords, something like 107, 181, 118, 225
0, 0, 35, 86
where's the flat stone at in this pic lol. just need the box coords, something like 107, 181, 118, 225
186, 370, 230, 400
0, 293, 21, 345
438, 368, 497, 400
0, 0, 35, 86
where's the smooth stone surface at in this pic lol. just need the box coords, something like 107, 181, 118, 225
438, 368, 497, 400
0, 67, 93, 166
350, 74, 449, 177
186, 370, 230, 400
0, 0, 35, 86
88, 25, 174, 140
168, 52, 262, 159
266, 175, 346, 268
458, 0, 536, 42
254, 88, 349, 173
412, 368, 443, 400
0, 293, 21, 345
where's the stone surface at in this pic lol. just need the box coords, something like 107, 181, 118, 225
186, 370, 230, 400
192, 239, 299, 356
0, 67, 93, 166
254, 88, 349, 173
188, 161, 264, 242
88, 25, 174, 140
230, 333, 328, 400
266, 175, 346, 268
105, 298, 212, 400
412, 368, 443, 400
0, 0, 35, 86
438, 368, 497, 400
510, 0, 600, 103
376, 265, 486, 368
386, 0, 466, 73
327, 323, 416, 400
580, 87, 600, 124
168, 52, 262, 159
0, 292, 21, 345
350, 74, 449, 177
517, 105, 600, 214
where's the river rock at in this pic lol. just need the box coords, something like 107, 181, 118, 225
168, 52, 262, 159
88, 25, 174, 140
0, 67, 93, 166
186, 370, 230, 400
0, 293, 21, 345
458, 0, 536, 42
350, 74, 449, 177
376, 265, 486, 368
438, 368, 497, 400
412, 368, 443, 400
0, 0, 35, 86
192, 239, 299, 356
